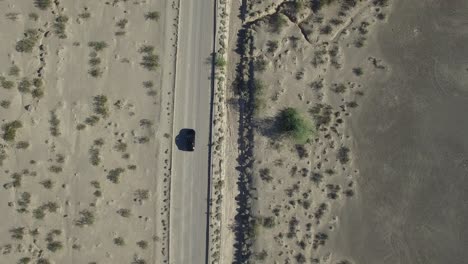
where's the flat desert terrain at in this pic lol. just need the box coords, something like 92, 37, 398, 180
0, 0, 177, 263
223, 0, 468, 263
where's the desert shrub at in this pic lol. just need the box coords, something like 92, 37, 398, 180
276, 108, 314, 143
128, 164, 137, 170
15, 141, 29, 149
18, 257, 31, 264
310, 172, 323, 185
74, 209, 95, 227
40, 179, 54, 189
49, 111, 61, 136
116, 208, 131, 217
0, 100, 11, 109
9, 65, 20, 76
34, 0, 51, 10
5, 13, 19, 21
93, 190, 102, 197
259, 168, 272, 182
144, 11, 160, 21
344, 189, 355, 197
138, 136, 150, 144
47, 241, 63, 252
113, 237, 125, 246
337, 146, 350, 164
131, 255, 147, 264
85, 115, 100, 126
261, 216, 275, 228
2, 120, 23, 141
354, 36, 366, 48
36, 258, 50, 264
43, 202, 59, 212
29, 12, 39, 21
136, 240, 148, 249
33, 208, 45, 219
266, 40, 278, 53
76, 124, 86, 130
268, 13, 287, 33
89, 148, 101, 166
88, 68, 103, 78
134, 189, 149, 202
18, 78, 32, 93
253, 56, 267, 72
254, 250, 268, 260
78, 11, 91, 19
88, 41, 108, 52
373, 0, 388, 6
32, 88, 44, 99
48, 165, 62, 173
140, 54, 159, 71
17, 192, 31, 208
93, 95, 109, 118
32, 78, 42, 88
88, 57, 101, 66
214, 53, 226, 68
107, 168, 125, 183
54, 15, 69, 38
114, 141, 127, 152
1, 79, 14, 89
116, 18, 128, 29
16, 29, 40, 53
139, 45, 155, 54
320, 24, 333, 34
94, 138, 105, 146
352, 67, 363, 76
9, 227, 25, 240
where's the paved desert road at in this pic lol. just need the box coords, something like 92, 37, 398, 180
169, 0, 215, 263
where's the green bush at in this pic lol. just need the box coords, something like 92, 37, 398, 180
2, 120, 22, 141
268, 13, 287, 33
276, 108, 314, 143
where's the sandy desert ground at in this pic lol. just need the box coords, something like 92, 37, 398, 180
0, 0, 177, 263
220, 0, 468, 264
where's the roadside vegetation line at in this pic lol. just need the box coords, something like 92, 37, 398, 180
207, 0, 231, 263
166, 0, 181, 263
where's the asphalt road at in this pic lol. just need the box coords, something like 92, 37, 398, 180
169, 0, 215, 263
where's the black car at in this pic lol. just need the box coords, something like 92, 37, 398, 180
176, 128, 196, 151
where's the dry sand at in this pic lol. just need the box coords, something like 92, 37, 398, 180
222, 0, 468, 263
223, 0, 393, 263
0, 0, 177, 263
334, 0, 468, 263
